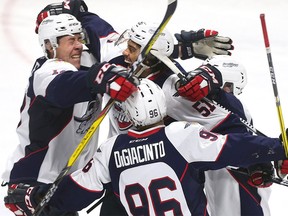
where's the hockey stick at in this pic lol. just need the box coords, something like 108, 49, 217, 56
150, 50, 266, 136
260, 14, 288, 156
33, 1, 177, 215
227, 167, 288, 187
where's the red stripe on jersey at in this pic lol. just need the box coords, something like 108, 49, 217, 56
127, 125, 165, 138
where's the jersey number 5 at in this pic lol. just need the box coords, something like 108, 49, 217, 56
192, 100, 216, 117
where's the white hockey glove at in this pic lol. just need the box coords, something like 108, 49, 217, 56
174, 29, 234, 60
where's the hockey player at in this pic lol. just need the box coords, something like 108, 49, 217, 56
32, 1, 136, 215
107, 21, 276, 215
4, 79, 288, 216
200, 55, 273, 216
2, 14, 138, 216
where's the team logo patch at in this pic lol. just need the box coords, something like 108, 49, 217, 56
74, 98, 101, 134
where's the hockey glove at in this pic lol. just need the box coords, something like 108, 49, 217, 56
279, 128, 288, 144
280, 160, 288, 174
247, 163, 274, 188
176, 64, 223, 102
174, 29, 234, 60
35, 0, 88, 33
274, 160, 288, 179
87, 62, 139, 102
4, 183, 49, 216
276, 128, 288, 178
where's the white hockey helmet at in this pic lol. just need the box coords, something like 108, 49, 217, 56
129, 21, 174, 56
123, 78, 167, 127
38, 13, 82, 58
204, 55, 247, 95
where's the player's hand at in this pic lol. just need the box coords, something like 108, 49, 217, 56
175, 29, 234, 60
275, 160, 288, 179
279, 128, 288, 144
176, 64, 222, 101
193, 34, 234, 60
35, 0, 88, 33
4, 183, 49, 215
247, 163, 274, 188
276, 128, 288, 178
280, 160, 288, 174
87, 62, 139, 102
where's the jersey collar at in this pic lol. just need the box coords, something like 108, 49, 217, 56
128, 125, 165, 138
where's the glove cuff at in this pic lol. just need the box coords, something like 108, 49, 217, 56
171, 44, 180, 59
197, 65, 223, 86
25, 186, 39, 213
87, 62, 133, 96
86, 62, 112, 95
195, 65, 223, 98
179, 42, 194, 60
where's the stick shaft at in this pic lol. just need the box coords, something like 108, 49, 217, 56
260, 13, 288, 156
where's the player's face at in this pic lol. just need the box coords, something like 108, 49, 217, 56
122, 40, 141, 67
56, 34, 83, 69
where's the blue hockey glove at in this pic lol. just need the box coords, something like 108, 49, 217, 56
35, 0, 88, 33
4, 183, 49, 216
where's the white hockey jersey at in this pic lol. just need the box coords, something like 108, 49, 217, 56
48, 122, 285, 215
2, 58, 102, 184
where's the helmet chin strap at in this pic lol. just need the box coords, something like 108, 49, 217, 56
52, 46, 57, 59
133, 63, 149, 78
135, 53, 162, 77
51, 41, 59, 59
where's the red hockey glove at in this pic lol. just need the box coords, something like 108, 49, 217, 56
177, 64, 222, 102
87, 62, 139, 102
35, 0, 88, 33
280, 160, 288, 174
247, 163, 274, 188
177, 74, 209, 102
173, 29, 234, 60
4, 183, 49, 216
276, 128, 288, 178
275, 160, 288, 179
